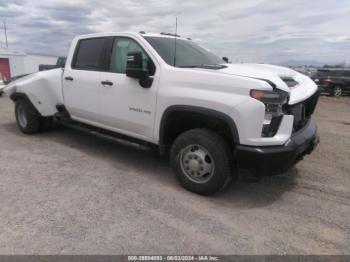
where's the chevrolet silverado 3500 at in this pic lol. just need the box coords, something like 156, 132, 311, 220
4, 32, 320, 195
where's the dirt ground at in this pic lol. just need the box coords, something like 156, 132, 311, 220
0, 95, 349, 255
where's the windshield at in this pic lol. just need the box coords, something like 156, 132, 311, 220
144, 36, 224, 68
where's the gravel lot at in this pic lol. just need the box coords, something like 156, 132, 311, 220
0, 95, 349, 255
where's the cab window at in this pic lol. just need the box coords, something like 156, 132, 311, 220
109, 38, 155, 75
72, 37, 106, 70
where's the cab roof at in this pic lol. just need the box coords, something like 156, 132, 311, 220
76, 31, 191, 41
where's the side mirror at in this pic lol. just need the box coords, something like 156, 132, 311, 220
222, 57, 229, 63
126, 51, 149, 79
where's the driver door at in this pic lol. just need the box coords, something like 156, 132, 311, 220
98, 37, 158, 141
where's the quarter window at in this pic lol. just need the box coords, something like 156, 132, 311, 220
109, 38, 155, 75
73, 38, 106, 70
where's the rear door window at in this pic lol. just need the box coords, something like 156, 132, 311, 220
72, 38, 106, 70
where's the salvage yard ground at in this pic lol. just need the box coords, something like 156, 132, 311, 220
0, 95, 349, 254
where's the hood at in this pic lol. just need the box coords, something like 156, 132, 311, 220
215, 63, 318, 104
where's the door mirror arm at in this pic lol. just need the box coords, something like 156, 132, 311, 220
139, 77, 153, 88
222, 57, 229, 63
126, 51, 153, 88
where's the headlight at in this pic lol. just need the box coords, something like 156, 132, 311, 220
250, 90, 288, 104
250, 89, 289, 137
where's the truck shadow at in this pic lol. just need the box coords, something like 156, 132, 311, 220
2, 122, 298, 208
213, 169, 298, 208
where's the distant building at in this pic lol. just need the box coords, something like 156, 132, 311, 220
0, 49, 57, 81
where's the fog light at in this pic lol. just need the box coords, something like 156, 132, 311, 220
263, 113, 272, 125
262, 116, 283, 137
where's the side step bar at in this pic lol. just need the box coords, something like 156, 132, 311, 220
61, 120, 153, 152
55, 103, 154, 151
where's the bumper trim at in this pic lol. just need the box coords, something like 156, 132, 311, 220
235, 119, 319, 175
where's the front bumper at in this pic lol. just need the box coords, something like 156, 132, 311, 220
235, 119, 319, 175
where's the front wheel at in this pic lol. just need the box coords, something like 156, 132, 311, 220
170, 128, 236, 195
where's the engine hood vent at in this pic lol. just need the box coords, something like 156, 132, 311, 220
280, 76, 299, 88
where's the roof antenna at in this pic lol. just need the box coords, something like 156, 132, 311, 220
173, 17, 178, 67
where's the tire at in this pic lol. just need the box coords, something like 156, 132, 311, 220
15, 99, 41, 134
332, 86, 342, 97
170, 128, 236, 195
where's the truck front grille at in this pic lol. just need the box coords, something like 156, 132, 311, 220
286, 91, 320, 131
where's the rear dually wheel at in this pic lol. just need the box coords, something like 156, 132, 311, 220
15, 99, 41, 134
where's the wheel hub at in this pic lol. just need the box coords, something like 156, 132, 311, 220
17, 105, 27, 128
334, 87, 342, 96
189, 159, 200, 172
180, 145, 215, 183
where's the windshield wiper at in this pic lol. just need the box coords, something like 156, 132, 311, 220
178, 65, 199, 68
179, 64, 227, 69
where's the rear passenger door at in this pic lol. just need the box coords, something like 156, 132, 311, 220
63, 37, 107, 123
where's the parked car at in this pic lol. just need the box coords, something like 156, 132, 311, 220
39, 56, 66, 71
3, 32, 320, 195
312, 68, 350, 97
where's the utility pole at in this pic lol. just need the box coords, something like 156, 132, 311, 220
3, 20, 8, 48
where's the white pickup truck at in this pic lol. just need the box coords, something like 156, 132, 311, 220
4, 32, 320, 195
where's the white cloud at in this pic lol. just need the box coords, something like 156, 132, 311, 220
0, 0, 349, 64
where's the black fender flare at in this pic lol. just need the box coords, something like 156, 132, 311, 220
10, 92, 41, 116
159, 105, 240, 150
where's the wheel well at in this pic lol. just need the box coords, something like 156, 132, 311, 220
10, 92, 41, 116
159, 106, 239, 154
10, 92, 26, 102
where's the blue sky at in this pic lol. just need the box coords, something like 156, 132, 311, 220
0, 0, 349, 64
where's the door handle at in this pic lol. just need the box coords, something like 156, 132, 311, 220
65, 76, 74, 81
101, 80, 113, 86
